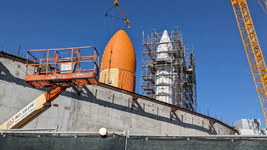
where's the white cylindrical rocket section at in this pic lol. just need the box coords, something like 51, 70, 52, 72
156, 30, 175, 104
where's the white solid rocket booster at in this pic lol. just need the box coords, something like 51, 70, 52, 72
156, 30, 175, 104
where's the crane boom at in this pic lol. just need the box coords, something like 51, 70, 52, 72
231, 0, 267, 124
113, 0, 131, 28
0, 87, 66, 129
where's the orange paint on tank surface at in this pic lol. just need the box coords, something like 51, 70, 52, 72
100, 29, 136, 92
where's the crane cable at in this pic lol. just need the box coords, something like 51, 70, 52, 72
103, 0, 130, 84
104, 0, 131, 28
257, 0, 267, 15
104, 5, 125, 21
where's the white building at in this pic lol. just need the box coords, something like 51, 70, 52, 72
234, 119, 266, 135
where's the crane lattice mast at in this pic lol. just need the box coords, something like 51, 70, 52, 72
231, 0, 267, 124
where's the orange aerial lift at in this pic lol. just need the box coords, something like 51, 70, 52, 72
0, 46, 99, 129
231, 0, 267, 124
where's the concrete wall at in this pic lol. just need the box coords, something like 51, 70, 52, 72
0, 56, 235, 135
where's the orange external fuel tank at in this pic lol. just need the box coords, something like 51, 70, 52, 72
100, 29, 136, 92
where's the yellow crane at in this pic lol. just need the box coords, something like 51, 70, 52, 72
231, 0, 267, 124
104, 0, 130, 28
257, 0, 267, 14
113, 0, 131, 28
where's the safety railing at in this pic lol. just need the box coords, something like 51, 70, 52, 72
25, 46, 99, 88
26, 46, 99, 76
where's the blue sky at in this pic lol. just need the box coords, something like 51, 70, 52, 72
1, 0, 267, 128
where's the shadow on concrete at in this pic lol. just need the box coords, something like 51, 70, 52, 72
0, 62, 217, 134
0, 62, 30, 87
0, 62, 85, 96
72, 86, 217, 135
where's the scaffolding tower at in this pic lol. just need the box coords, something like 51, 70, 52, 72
141, 27, 197, 111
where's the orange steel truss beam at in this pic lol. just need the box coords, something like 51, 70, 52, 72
231, 0, 267, 124
25, 46, 99, 88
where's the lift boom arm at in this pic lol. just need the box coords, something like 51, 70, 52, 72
231, 0, 267, 124
0, 87, 66, 129
0, 46, 99, 130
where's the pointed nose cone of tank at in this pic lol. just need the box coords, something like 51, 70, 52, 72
160, 30, 170, 43
100, 29, 136, 92
157, 30, 173, 59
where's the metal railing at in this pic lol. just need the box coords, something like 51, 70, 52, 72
26, 46, 99, 78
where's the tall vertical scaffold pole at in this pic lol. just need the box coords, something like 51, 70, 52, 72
141, 28, 197, 111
